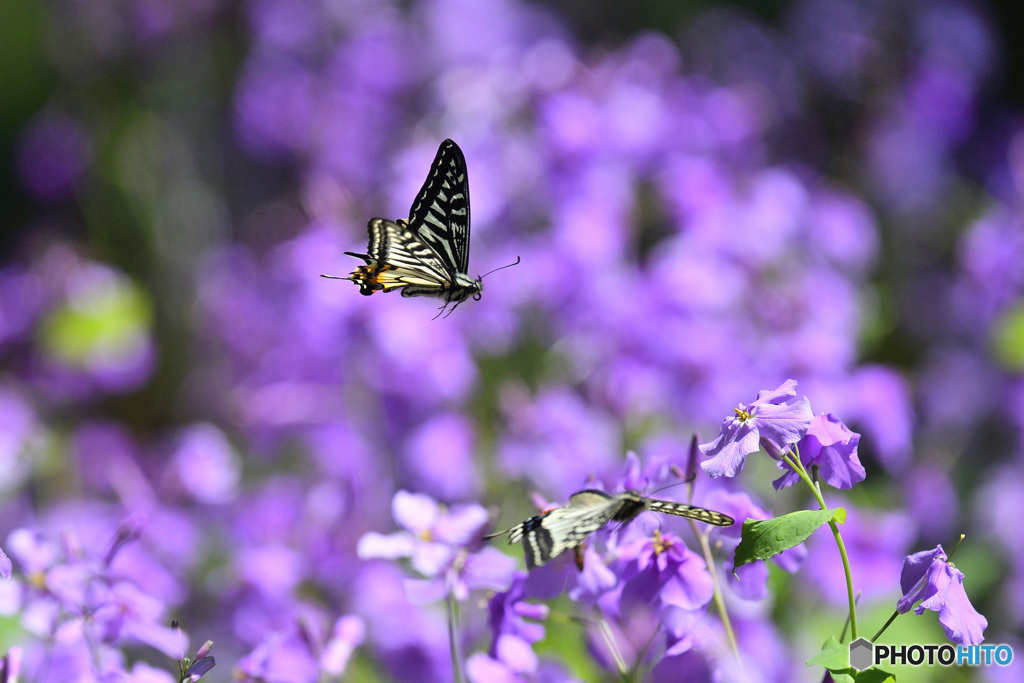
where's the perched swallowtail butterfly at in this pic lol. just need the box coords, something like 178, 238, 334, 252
322, 139, 518, 316
485, 489, 734, 568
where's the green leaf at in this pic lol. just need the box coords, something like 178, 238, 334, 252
807, 636, 849, 670
853, 667, 895, 683
993, 303, 1024, 371
734, 508, 845, 569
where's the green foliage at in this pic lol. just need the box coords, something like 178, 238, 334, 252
733, 508, 846, 570
807, 637, 895, 683
807, 636, 848, 670
992, 302, 1024, 371
39, 275, 152, 367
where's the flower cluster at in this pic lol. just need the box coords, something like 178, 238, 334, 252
1, 524, 214, 681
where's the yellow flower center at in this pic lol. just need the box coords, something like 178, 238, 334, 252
28, 570, 46, 589
652, 529, 673, 556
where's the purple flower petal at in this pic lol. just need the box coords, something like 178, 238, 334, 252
774, 413, 864, 490
754, 379, 800, 404
355, 531, 416, 560
466, 652, 518, 683
898, 546, 946, 603
917, 562, 988, 646
699, 420, 760, 478
753, 397, 815, 452
495, 634, 538, 676
409, 542, 454, 578
660, 566, 715, 611
392, 491, 439, 535
320, 615, 364, 675
728, 560, 769, 601
433, 503, 489, 546
462, 547, 517, 594
403, 578, 447, 605
184, 655, 216, 681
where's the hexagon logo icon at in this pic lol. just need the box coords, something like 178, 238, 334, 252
849, 637, 874, 671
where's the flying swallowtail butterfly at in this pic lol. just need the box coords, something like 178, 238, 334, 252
485, 489, 734, 569
321, 139, 518, 316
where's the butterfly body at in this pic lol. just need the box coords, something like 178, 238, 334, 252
324, 139, 483, 314
486, 489, 734, 568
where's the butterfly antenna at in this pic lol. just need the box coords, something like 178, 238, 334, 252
649, 481, 687, 497
478, 255, 521, 280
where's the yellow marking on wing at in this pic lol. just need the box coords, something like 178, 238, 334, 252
348, 262, 443, 293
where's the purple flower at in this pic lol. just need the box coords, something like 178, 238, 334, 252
2, 520, 201, 681
183, 642, 216, 682
699, 380, 814, 478
357, 490, 489, 577
349, 563, 452, 682
319, 615, 364, 676
0, 547, 11, 580
170, 423, 241, 504
402, 412, 481, 500
772, 413, 864, 490
487, 573, 549, 646
615, 530, 715, 614
897, 544, 988, 646
237, 628, 319, 683
498, 387, 620, 499
466, 634, 538, 683
357, 490, 515, 602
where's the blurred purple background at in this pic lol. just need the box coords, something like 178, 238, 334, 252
2, 0, 1024, 680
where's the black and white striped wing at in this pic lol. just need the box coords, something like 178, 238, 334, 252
406, 139, 470, 276
488, 490, 622, 568
344, 218, 455, 297
642, 497, 735, 527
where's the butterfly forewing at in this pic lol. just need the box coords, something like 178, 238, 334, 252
407, 139, 470, 274
487, 489, 734, 568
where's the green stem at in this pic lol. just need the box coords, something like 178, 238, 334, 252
945, 534, 966, 563
689, 519, 740, 658
782, 451, 858, 640
446, 592, 465, 683
595, 611, 629, 676
871, 610, 899, 642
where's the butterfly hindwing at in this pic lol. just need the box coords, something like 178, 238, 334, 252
343, 219, 453, 296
